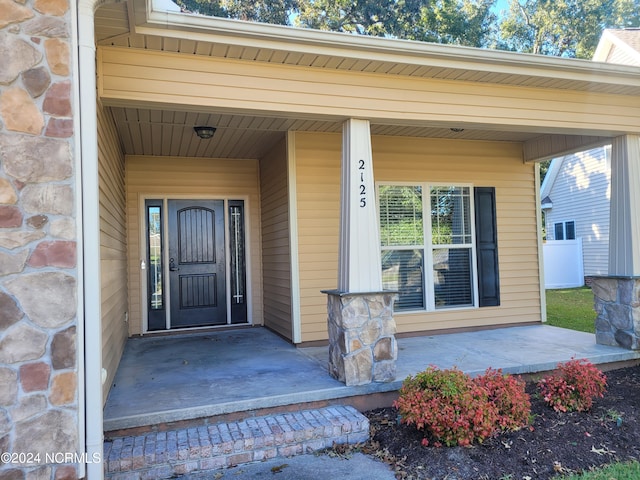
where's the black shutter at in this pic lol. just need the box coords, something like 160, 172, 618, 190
474, 187, 500, 307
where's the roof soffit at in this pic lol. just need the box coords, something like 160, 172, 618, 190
97, 0, 640, 96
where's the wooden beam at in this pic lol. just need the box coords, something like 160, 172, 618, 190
523, 135, 611, 163
97, 46, 640, 137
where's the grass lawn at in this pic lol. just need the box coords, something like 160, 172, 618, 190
545, 287, 596, 333
559, 461, 640, 479
547, 287, 640, 479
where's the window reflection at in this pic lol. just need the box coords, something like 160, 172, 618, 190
148, 205, 163, 310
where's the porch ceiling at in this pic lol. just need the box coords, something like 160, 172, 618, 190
110, 106, 542, 158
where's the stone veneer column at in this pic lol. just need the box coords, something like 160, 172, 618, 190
593, 277, 640, 350
1, 0, 79, 478
324, 291, 397, 386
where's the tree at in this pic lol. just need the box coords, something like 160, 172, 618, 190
176, 0, 498, 48
539, 160, 550, 184
175, 0, 298, 25
174, 0, 639, 58
296, 0, 497, 47
498, 0, 640, 58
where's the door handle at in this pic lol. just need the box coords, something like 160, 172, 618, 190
169, 258, 179, 271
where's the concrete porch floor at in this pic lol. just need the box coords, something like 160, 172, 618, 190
103, 325, 640, 432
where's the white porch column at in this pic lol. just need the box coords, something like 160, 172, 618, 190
324, 119, 397, 386
593, 134, 640, 350
338, 118, 383, 292
609, 134, 640, 276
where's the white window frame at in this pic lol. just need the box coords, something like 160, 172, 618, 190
553, 220, 576, 241
377, 182, 479, 313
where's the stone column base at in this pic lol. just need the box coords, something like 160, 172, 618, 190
323, 290, 397, 386
592, 276, 640, 350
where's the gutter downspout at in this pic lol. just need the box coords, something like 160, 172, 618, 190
77, 0, 103, 478
535, 162, 547, 323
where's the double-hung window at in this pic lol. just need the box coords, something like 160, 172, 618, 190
430, 186, 474, 308
379, 184, 499, 312
379, 185, 425, 310
553, 221, 576, 240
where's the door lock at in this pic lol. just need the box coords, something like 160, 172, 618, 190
169, 257, 179, 271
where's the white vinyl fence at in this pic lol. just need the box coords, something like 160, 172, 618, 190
543, 239, 584, 289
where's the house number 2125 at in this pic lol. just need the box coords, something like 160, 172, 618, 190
358, 159, 366, 208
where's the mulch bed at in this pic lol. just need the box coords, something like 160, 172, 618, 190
361, 365, 640, 479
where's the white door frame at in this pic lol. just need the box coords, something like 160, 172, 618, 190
139, 194, 253, 333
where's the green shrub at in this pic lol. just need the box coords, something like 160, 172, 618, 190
538, 358, 607, 413
394, 366, 531, 447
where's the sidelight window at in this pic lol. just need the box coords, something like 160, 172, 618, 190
146, 200, 166, 330
229, 200, 247, 323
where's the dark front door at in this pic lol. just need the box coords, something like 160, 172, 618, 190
168, 200, 227, 327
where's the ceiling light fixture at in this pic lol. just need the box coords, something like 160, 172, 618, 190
194, 126, 217, 139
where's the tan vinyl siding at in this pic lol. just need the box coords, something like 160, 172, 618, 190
293, 134, 340, 341
98, 101, 129, 403
125, 156, 263, 334
294, 132, 541, 342
259, 137, 293, 340
98, 47, 640, 135
546, 147, 611, 276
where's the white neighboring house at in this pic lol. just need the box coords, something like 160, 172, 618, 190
541, 146, 611, 286
540, 28, 640, 288
593, 28, 640, 66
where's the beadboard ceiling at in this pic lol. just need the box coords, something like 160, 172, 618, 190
109, 107, 543, 158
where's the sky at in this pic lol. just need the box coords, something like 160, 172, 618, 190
493, 0, 511, 17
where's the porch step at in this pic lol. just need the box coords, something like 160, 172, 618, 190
103, 405, 370, 479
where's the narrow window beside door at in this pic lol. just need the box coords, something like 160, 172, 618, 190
229, 200, 247, 323
146, 200, 166, 331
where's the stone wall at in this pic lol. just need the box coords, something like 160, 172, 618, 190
325, 291, 397, 386
593, 276, 640, 350
1, 0, 79, 478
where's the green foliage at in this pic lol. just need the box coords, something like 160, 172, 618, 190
379, 185, 423, 247
296, 0, 497, 47
498, 0, 640, 58
539, 159, 551, 184
394, 366, 531, 447
175, 0, 297, 24
558, 461, 640, 479
430, 186, 471, 245
538, 358, 607, 412
546, 287, 596, 333
174, 0, 639, 60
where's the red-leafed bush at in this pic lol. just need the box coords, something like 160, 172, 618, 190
537, 358, 607, 413
475, 368, 531, 431
394, 366, 531, 447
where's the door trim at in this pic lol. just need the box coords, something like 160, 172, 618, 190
139, 194, 253, 333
